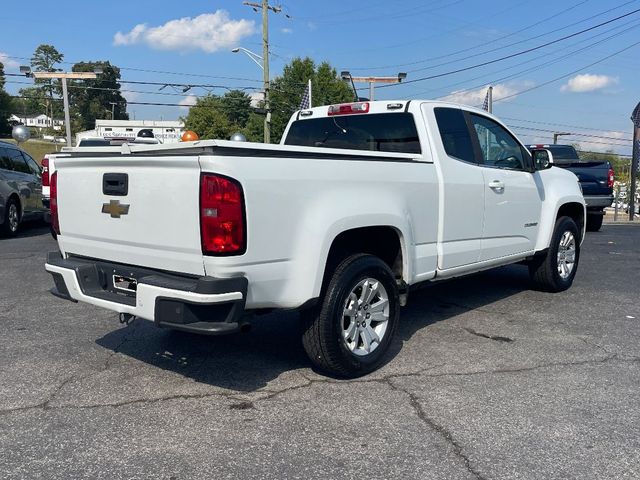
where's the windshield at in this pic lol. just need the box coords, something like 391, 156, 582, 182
284, 112, 421, 154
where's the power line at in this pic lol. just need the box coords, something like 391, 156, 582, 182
408, 16, 640, 100
343, 0, 537, 59
501, 117, 633, 139
1, 54, 265, 84
350, 0, 599, 71
494, 39, 640, 103
378, 7, 640, 88
407, 0, 639, 74
506, 124, 632, 143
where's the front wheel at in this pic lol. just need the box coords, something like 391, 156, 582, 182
0, 198, 20, 237
529, 216, 580, 292
302, 254, 400, 378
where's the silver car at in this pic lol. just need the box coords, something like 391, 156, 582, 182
0, 141, 46, 236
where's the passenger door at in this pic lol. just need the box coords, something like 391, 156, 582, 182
467, 113, 542, 261
428, 106, 485, 270
8, 149, 37, 212
22, 152, 44, 212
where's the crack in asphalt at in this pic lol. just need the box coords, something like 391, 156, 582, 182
0, 319, 142, 416
463, 327, 514, 343
1, 351, 638, 418
387, 379, 488, 480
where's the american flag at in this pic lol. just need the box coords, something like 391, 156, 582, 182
299, 82, 311, 110
632, 102, 640, 128
482, 88, 490, 111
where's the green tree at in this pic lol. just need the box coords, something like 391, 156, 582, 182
577, 148, 630, 183
269, 57, 353, 142
219, 89, 252, 127
69, 61, 128, 132
183, 91, 259, 140
183, 94, 234, 140
0, 62, 12, 135
242, 112, 265, 142
31, 44, 64, 120
13, 87, 44, 117
183, 58, 352, 143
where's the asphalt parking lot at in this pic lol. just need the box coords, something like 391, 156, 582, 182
1, 225, 639, 479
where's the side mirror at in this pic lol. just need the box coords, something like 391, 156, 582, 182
531, 149, 554, 170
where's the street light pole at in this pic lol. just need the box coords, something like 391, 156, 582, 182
32, 71, 98, 147
553, 132, 572, 144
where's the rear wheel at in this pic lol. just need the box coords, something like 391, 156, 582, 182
1, 198, 20, 237
586, 212, 603, 232
302, 254, 399, 378
529, 216, 580, 292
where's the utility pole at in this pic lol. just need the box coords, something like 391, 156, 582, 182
340, 72, 407, 101
629, 102, 640, 221
109, 102, 118, 120
553, 132, 572, 144
243, 1, 281, 144
31, 71, 98, 147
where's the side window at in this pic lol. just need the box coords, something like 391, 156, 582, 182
0, 147, 12, 171
434, 107, 476, 163
23, 153, 41, 175
10, 150, 30, 174
469, 114, 525, 170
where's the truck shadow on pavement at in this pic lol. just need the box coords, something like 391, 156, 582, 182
96, 264, 532, 392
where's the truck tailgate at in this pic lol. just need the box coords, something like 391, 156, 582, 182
558, 161, 611, 196
55, 155, 205, 276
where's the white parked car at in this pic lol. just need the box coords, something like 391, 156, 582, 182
45, 100, 585, 377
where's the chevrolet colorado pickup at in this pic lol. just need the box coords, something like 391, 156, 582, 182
526, 144, 614, 232
45, 101, 585, 377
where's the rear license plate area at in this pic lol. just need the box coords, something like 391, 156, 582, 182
113, 274, 138, 293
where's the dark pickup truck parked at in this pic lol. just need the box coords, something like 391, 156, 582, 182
527, 144, 614, 232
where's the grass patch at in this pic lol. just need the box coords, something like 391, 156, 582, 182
0, 138, 65, 165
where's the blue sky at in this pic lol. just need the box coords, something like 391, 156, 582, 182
1, 0, 638, 154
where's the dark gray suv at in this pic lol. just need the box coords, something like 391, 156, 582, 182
0, 141, 46, 236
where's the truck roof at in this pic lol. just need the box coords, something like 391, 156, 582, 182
293, 99, 493, 119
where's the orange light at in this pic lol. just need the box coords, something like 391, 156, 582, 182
181, 130, 199, 142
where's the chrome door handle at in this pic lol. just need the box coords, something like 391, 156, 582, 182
488, 180, 505, 190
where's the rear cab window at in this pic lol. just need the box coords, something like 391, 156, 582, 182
284, 112, 421, 154
542, 145, 580, 163
433, 107, 476, 163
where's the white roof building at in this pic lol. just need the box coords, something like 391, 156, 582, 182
9, 114, 64, 131
87, 119, 185, 144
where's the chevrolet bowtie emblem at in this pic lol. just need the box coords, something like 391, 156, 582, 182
102, 200, 130, 218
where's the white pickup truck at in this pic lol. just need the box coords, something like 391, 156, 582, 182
45, 100, 585, 377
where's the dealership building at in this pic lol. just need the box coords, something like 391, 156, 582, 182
77, 120, 185, 144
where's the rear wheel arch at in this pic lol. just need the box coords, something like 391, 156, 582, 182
556, 202, 584, 241
322, 226, 407, 291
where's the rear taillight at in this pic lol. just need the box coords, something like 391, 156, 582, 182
50, 171, 60, 235
200, 174, 245, 255
607, 168, 615, 189
41, 158, 49, 187
327, 102, 370, 116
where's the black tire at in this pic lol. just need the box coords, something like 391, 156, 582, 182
529, 216, 580, 292
0, 198, 20, 237
586, 212, 603, 232
302, 254, 399, 378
